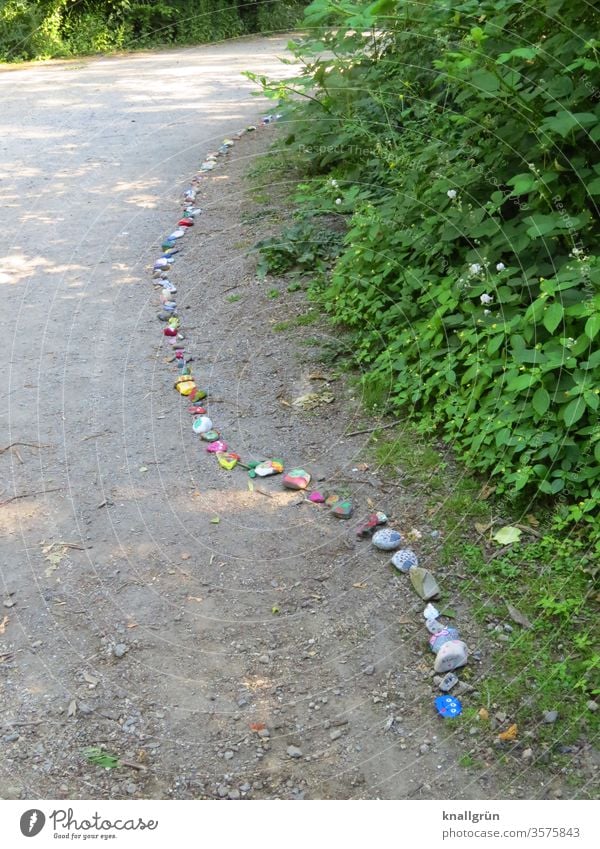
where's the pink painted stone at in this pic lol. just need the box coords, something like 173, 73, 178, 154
206, 440, 227, 454
307, 491, 325, 503
282, 469, 311, 490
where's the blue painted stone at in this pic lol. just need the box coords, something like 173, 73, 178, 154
390, 548, 418, 572
429, 628, 460, 654
434, 695, 462, 718
372, 528, 403, 551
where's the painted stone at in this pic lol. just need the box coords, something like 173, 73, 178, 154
390, 548, 418, 572
187, 405, 206, 415
217, 452, 239, 471
372, 528, 403, 551
206, 440, 227, 454
169, 229, 186, 239
409, 567, 440, 600
331, 499, 353, 518
283, 469, 311, 490
175, 380, 196, 397
356, 511, 387, 537
255, 459, 284, 477
429, 628, 460, 653
178, 218, 194, 227
307, 491, 325, 503
438, 672, 459, 693
325, 493, 340, 506
192, 416, 213, 435
164, 327, 177, 337
433, 640, 468, 674
434, 695, 462, 718
188, 389, 206, 403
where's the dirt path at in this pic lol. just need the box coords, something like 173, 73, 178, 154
0, 40, 550, 801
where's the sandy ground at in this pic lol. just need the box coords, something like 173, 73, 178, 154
0, 39, 589, 801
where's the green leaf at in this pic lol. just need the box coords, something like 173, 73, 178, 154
496, 46, 538, 64
563, 397, 586, 427
471, 69, 500, 94
585, 315, 600, 340
508, 173, 536, 195
532, 387, 550, 416
493, 526, 522, 545
541, 111, 598, 138
543, 302, 564, 332
506, 373, 536, 391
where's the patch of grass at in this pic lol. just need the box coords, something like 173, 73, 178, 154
267, 288, 280, 299
287, 282, 303, 293
294, 309, 319, 326
273, 320, 292, 333
367, 426, 599, 765
226, 294, 242, 303
297, 336, 322, 348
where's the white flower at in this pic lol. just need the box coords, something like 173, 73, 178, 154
447, 189, 457, 199
469, 263, 482, 274
480, 293, 493, 305
496, 262, 505, 271
331, 179, 339, 188
335, 198, 342, 205
484, 309, 491, 315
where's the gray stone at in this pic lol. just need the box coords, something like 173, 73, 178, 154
224, 750, 234, 760
329, 729, 343, 741
258, 654, 270, 665
2, 732, 19, 743
363, 664, 375, 676
240, 783, 251, 792
113, 643, 129, 658
228, 789, 240, 800
409, 568, 440, 600
543, 710, 558, 724
286, 746, 303, 759
217, 784, 228, 798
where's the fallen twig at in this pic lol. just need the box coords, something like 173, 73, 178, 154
0, 487, 61, 507
0, 441, 50, 455
119, 760, 148, 772
343, 420, 403, 438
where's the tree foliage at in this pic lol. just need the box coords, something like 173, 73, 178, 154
0, 1, 308, 61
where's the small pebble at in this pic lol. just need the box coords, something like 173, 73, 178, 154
363, 664, 375, 676
286, 746, 302, 759
543, 710, 558, 724
113, 643, 128, 658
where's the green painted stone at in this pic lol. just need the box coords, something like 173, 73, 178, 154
201, 430, 220, 442
331, 499, 353, 518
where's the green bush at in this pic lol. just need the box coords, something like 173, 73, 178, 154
257, 0, 600, 505
0, 1, 310, 62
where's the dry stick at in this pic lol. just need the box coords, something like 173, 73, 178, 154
119, 760, 147, 772
0, 487, 61, 507
343, 420, 403, 438
0, 441, 50, 454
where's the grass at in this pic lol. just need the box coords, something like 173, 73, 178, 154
226, 294, 242, 303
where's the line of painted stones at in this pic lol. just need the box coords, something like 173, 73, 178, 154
151, 114, 469, 720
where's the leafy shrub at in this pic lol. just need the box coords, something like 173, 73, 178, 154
0, 1, 310, 61
257, 0, 600, 505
